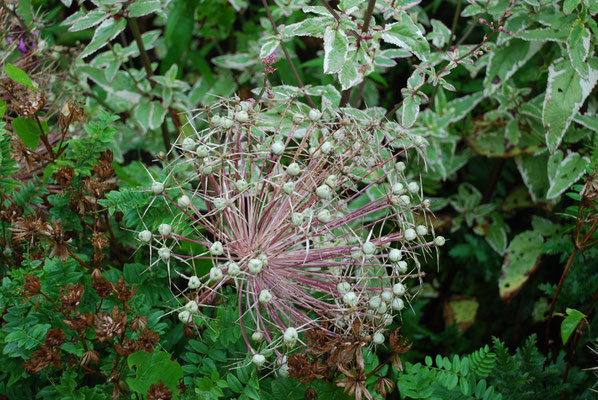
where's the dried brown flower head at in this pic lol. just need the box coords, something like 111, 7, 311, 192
137, 329, 159, 353
59, 283, 84, 314
146, 381, 173, 400
114, 276, 137, 302
92, 275, 114, 298
44, 328, 66, 348
94, 305, 127, 342
24, 274, 41, 296
53, 166, 75, 188
11, 213, 48, 244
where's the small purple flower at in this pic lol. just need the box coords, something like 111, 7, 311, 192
18, 38, 27, 52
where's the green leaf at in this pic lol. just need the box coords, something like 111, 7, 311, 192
567, 24, 591, 78
134, 99, 167, 131
67, 10, 108, 32
212, 53, 256, 70
80, 17, 127, 58
0, 99, 6, 119
283, 17, 330, 38
127, 350, 183, 398
499, 231, 544, 302
546, 150, 589, 199
12, 117, 47, 149
338, 55, 361, 90
401, 96, 419, 128
128, 0, 163, 17
483, 40, 542, 95
543, 58, 598, 153
563, 0, 581, 14
323, 26, 348, 74
381, 11, 430, 60
561, 308, 585, 344
259, 38, 279, 59
515, 154, 550, 202
5, 63, 34, 88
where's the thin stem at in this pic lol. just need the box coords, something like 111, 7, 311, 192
34, 115, 55, 160
545, 247, 577, 346
319, 0, 340, 21
261, 0, 317, 108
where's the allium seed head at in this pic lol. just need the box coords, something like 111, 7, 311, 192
286, 162, 301, 176
252, 353, 266, 367
392, 298, 405, 311
178, 310, 193, 324
188, 276, 201, 289
283, 327, 298, 346
389, 249, 402, 262
259, 289, 273, 304
151, 181, 164, 195
210, 266, 223, 281
435, 236, 446, 246
177, 195, 191, 209
138, 230, 152, 243
158, 247, 170, 261
158, 223, 172, 236
209, 241, 224, 256
405, 228, 417, 241
373, 332, 385, 344
185, 300, 199, 313
308, 108, 321, 121
248, 258, 263, 274
416, 225, 428, 236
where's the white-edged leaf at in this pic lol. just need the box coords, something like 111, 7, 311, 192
338, 54, 362, 90
401, 96, 419, 128
514, 28, 568, 42
135, 99, 167, 131
227, 0, 247, 11
486, 222, 508, 255
128, 0, 163, 17
68, 10, 108, 32
573, 113, 598, 131
282, 17, 330, 38
323, 26, 348, 74
61, 0, 73, 6
546, 150, 589, 199
543, 58, 598, 153
483, 39, 543, 95
446, 92, 484, 123
211, 53, 256, 70
80, 18, 127, 58
428, 19, 451, 48
381, 11, 429, 61
259, 39, 279, 59
499, 231, 544, 302
515, 154, 550, 202
566, 24, 591, 78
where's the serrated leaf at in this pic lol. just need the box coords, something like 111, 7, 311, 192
381, 11, 430, 61
80, 17, 127, 58
546, 150, 589, 199
484, 39, 543, 95
543, 58, 598, 152
128, 0, 163, 17
561, 308, 585, 344
67, 10, 108, 32
499, 231, 544, 302
323, 26, 348, 74
5, 63, 34, 88
515, 28, 568, 42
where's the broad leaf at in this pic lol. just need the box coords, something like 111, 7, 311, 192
546, 150, 589, 199
212, 53, 256, 69
515, 154, 550, 202
5, 63, 34, 88
323, 26, 348, 74
80, 18, 127, 58
401, 96, 419, 128
127, 351, 183, 398
381, 11, 430, 61
128, 0, 163, 17
543, 58, 598, 153
67, 10, 107, 32
135, 99, 167, 131
561, 308, 585, 345
499, 231, 544, 302
11, 117, 48, 150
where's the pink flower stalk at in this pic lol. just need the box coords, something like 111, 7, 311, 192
140, 97, 442, 364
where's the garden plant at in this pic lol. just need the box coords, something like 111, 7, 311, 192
0, 0, 598, 399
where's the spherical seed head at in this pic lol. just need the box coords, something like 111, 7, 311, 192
158, 223, 172, 236
227, 262, 240, 276
325, 174, 338, 188
396, 161, 406, 172
399, 195, 411, 206
292, 113, 304, 124
308, 109, 321, 121
151, 181, 164, 195
259, 289, 272, 303
362, 241, 376, 255
369, 296, 382, 309
213, 198, 227, 210
321, 141, 333, 154
158, 247, 170, 261
291, 212, 304, 227
195, 145, 209, 158
286, 162, 301, 176
317, 209, 331, 223
182, 137, 196, 151
138, 230, 152, 243
396, 261, 408, 274
393, 283, 406, 296
185, 300, 199, 313
282, 181, 295, 195
209, 241, 224, 256
405, 228, 417, 241
392, 298, 405, 311
188, 276, 201, 289
235, 110, 249, 123
408, 181, 419, 193
209, 266, 223, 281
271, 141, 285, 155
222, 118, 234, 128
178, 195, 191, 209
252, 331, 264, 342
252, 353, 266, 367
248, 258, 263, 274
283, 327, 298, 346
389, 249, 402, 262
381, 290, 393, 302
392, 183, 404, 195
337, 281, 351, 294
435, 236, 446, 246
416, 225, 428, 236
343, 291, 358, 307
373, 332, 385, 344
316, 185, 331, 199
178, 310, 193, 324
235, 179, 248, 192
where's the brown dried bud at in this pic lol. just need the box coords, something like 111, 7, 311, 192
305, 387, 318, 400
92, 274, 113, 298
44, 328, 66, 348
147, 381, 173, 400
53, 167, 75, 188
24, 274, 41, 296
137, 329, 160, 352
114, 276, 137, 302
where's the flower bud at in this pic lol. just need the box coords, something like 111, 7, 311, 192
178, 310, 193, 324
292, 212, 304, 226
389, 249, 402, 262
308, 109, 321, 121
337, 281, 351, 294
182, 137, 196, 151
325, 175, 338, 188
381, 290, 393, 302
227, 262, 240, 276
343, 291, 358, 306
404, 228, 417, 241
158, 247, 170, 261
271, 141, 285, 155
292, 113, 304, 124
235, 179, 248, 192
395, 161, 406, 172
195, 145, 209, 158
282, 181, 295, 195
185, 300, 199, 313
178, 195, 191, 209
373, 332, 385, 344
287, 162, 301, 176
252, 353, 266, 367
321, 141, 333, 154
392, 183, 404, 195
235, 110, 249, 123
392, 298, 405, 311
283, 327, 298, 346
222, 118, 234, 129
369, 296, 381, 309
188, 276, 201, 289
408, 181, 419, 193
151, 181, 164, 195
393, 283, 406, 296
396, 261, 408, 274
416, 225, 428, 236
138, 230, 152, 243
316, 185, 331, 199
248, 258, 263, 274
209, 266, 223, 281
362, 241, 376, 255
398, 195, 411, 206
435, 236, 446, 246
158, 223, 172, 236
259, 289, 272, 303
252, 331, 264, 342
317, 209, 332, 223
209, 241, 224, 256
